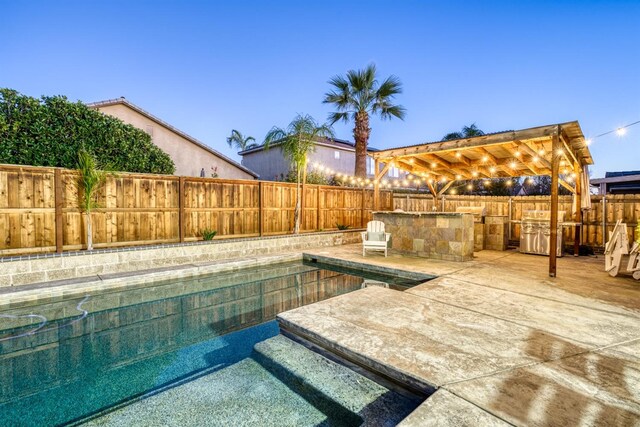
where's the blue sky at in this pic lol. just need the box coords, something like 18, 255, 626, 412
1, 0, 638, 178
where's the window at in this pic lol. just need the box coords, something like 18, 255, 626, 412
334, 150, 340, 159
389, 166, 399, 178
366, 157, 375, 175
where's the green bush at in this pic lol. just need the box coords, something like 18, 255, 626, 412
0, 89, 175, 174
201, 229, 217, 240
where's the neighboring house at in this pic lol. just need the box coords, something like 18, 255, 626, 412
238, 137, 406, 181
591, 171, 640, 195
87, 98, 258, 180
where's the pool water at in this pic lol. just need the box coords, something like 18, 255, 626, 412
0, 261, 426, 426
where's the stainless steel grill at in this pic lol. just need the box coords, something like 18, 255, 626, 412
455, 206, 487, 223
519, 210, 565, 257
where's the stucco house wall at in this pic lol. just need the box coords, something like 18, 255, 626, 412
88, 99, 257, 180
240, 138, 405, 181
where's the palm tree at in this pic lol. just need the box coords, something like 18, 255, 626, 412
264, 114, 334, 234
227, 129, 257, 151
77, 148, 110, 250
442, 124, 485, 141
323, 64, 406, 177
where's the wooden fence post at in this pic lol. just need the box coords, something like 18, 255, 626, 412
317, 186, 322, 230
54, 169, 64, 253
361, 188, 366, 228
179, 177, 185, 242
259, 181, 264, 236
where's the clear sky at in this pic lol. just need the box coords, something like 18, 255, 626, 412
1, 0, 638, 178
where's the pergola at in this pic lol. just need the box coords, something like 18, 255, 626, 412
371, 121, 594, 277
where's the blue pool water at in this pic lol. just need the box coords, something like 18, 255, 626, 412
0, 261, 426, 426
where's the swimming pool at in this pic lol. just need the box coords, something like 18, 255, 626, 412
0, 260, 427, 426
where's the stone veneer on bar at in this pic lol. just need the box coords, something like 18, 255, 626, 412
373, 211, 474, 262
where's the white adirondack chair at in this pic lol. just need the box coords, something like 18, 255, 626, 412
361, 220, 391, 257
604, 220, 629, 277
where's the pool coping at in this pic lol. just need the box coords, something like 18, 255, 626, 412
0, 253, 303, 310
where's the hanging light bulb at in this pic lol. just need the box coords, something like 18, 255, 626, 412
489, 166, 497, 173
506, 180, 513, 186
538, 148, 545, 156
450, 189, 457, 195
466, 184, 473, 190
616, 127, 627, 136
527, 178, 534, 184
408, 158, 415, 164
482, 156, 489, 162
510, 161, 517, 169
431, 162, 437, 168
514, 151, 521, 157
455, 152, 462, 158
402, 179, 409, 186
556, 149, 564, 156
472, 171, 479, 177
585, 138, 592, 146
533, 155, 539, 162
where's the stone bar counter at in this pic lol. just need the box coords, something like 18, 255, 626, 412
373, 211, 474, 262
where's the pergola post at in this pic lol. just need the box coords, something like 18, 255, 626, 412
549, 129, 561, 277
574, 163, 582, 257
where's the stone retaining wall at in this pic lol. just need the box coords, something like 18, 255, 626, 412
0, 231, 362, 288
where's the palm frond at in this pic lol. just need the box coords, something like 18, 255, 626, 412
327, 111, 350, 125
377, 104, 406, 121
442, 132, 464, 141
263, 127, 286, 150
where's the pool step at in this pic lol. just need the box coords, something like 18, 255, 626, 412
253, 335, 420, 426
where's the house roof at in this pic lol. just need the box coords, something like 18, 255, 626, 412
86, 97, 259, 178
591, 172, 640, 184
238, 136, 379, 156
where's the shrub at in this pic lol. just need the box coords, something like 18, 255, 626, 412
335, 223, 350, 230
0, 88, 175, 174
201, 229, 217, 240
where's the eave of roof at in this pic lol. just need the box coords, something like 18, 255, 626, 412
591, 174, 640, 184
86, 98, 259, 178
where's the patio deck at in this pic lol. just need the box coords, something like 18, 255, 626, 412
279, 245, 640, 426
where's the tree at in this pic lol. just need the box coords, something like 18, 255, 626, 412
0, 89, 175, 174
264, 114, 334, 234
323, 64, 405, 177
77, 148, 110, 251
226, 129, 257, 151
442, 123, 485, 141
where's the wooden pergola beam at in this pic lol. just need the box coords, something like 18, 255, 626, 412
372, 123, 566, 159
559, 178, 576, 194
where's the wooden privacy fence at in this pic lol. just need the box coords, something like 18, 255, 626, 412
0, 164, 393, 256
393, 193, 640, 248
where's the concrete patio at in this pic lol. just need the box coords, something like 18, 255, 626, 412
279, 245, 640, 426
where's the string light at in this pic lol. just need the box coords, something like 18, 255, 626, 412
585, 119, 639, 144
489, 166, 496, 173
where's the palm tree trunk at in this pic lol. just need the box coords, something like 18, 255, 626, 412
353, 111, 371, 177
85, 211, 93, 250
293, 168, 301, 234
